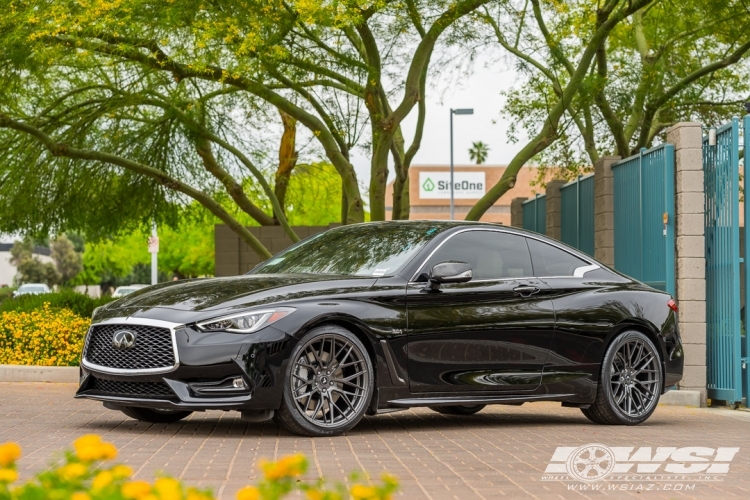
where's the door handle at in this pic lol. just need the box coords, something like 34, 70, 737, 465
513, 285, 540, 297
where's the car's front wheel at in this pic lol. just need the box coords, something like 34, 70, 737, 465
121, 407, 193, 423
275, 325, 374, 437
582, 331, 662, 425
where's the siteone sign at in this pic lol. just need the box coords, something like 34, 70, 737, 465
418, 171, 486, 199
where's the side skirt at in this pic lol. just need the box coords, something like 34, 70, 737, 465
387, 393, 576, 408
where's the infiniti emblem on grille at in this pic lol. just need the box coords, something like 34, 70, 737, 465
112, 330, 137, 350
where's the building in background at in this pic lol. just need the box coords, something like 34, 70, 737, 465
385, 165, 546, 224
0, 243, 53, 287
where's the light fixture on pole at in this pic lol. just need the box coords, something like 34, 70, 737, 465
450, 108, 474, 220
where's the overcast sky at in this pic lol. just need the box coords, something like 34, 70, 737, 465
350, 62, 526, 186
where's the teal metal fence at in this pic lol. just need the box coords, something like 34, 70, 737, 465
522, 194, 546, 235
745, 116, 750, 405
560, 174, 595, 256
612, 144, 675, 295
704, 117, 749, 404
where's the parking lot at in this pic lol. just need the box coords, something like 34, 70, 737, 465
2, 382, 750, 499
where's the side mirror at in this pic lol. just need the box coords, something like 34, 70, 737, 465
425, 261, 472, 291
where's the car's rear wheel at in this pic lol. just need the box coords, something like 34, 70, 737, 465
582, 331, 662, 425
121, 407, 193, 423
275, 325, 374, 437
429, 405, 485, 416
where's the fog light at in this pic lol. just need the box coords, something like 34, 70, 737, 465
232, 378, 246, 389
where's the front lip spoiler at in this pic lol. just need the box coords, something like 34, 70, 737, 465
75, 393, 250, 410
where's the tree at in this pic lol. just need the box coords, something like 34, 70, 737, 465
0, 0, 494, 251
486, 0, 750, 187
51, 235, 83, 286
9, 240, 59, 287
463, 0, 657, 220
469, 142, 490, 165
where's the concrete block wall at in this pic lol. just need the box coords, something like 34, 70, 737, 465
510, 197, 528, 228
215, 224, 339, 276
544, 180, 566, 240
666, 122, 707, 405
593, 156, 620, 267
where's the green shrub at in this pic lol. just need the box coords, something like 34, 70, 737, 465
0, 288, 14, 306
0, 289, 115, 318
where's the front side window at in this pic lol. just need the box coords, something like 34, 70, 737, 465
252, 222, 442, 277
420, 231, 533, 280
527, 238, 589, 277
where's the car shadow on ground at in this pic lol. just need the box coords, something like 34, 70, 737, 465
74, 406, 671, 438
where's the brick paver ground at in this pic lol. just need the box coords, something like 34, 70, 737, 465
1, 382, 749, 499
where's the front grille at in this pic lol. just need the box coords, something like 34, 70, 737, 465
84, 324, 176, 371
90, 377, 174, 398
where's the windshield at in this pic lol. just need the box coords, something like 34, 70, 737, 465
19, 285, 45, 292
252, 222, 442, 277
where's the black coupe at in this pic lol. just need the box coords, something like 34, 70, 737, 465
77, 221, 684, 436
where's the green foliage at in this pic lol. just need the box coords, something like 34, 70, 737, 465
9, 241, 59, 287
51, 236, 83, 286
0, 290, 115, 318
469, 142, 490, 165
0, 288, 14, 306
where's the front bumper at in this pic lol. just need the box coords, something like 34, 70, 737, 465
76, 317, 294, 411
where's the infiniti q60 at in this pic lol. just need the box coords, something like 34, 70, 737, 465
77, 221, 684, 436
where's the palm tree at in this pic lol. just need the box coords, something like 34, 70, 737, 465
469, 141, 490, 165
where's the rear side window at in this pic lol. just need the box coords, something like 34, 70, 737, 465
527, 238, 589, 277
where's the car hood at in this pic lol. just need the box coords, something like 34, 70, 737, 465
95, 274, 378, 323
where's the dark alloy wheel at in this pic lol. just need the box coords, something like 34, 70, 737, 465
274, 325, 374, 437
429, 405, 486, 416
121, 407, 193, 423
582, 331, 662, 425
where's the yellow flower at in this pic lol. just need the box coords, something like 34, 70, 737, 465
100, 442, 118, 460
112, 465, 133, 479
305, 490, 324, 500
72, 493, 91, 500
58, 463, 87, 481
0, 468, 18, 483
236, 486, 259, 500
350, 484, 377, 500
155, 477, 182, 500
122, 480, 153, 499
185, 488, 212, 500
92, 470, 113, 491
0, 443, 21, 467
260, 454, 306, 480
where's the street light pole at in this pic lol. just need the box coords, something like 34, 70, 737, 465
449, 108, 474, 220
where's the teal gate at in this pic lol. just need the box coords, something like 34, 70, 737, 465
522, 194, 546, 235
704, 117, 750, 404
560, 174, 595, 256
612, 144, 675, 294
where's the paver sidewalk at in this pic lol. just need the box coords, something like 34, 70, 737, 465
1, 382, 749, 499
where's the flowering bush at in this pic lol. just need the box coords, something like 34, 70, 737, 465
0, 303, 90, 366
0, 436, 398, 500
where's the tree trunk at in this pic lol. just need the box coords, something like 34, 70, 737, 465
274, 110, 298, 221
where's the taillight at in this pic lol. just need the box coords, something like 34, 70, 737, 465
667, 299, 678, 313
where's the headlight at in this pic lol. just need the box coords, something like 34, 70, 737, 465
196, 308, 294, 333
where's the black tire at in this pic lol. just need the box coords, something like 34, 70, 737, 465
587, 331, 663, 425
121, 407, 193, 423
429, 405, 486, 416
275, 325, 374, 437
